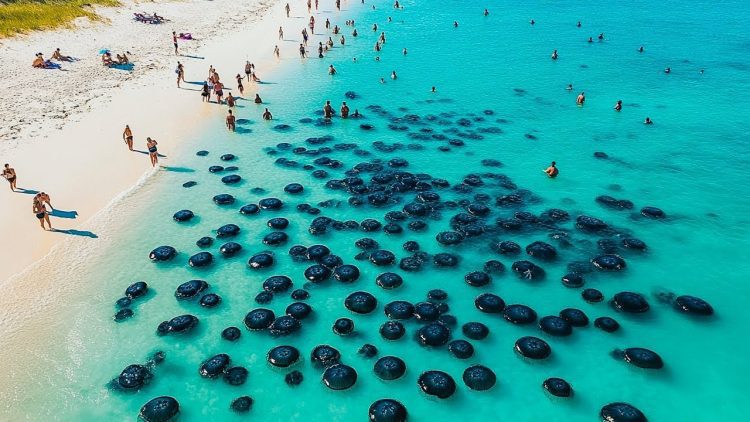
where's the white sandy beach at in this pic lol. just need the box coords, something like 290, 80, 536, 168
0, 0, 347, 412
0, 0, 333, 284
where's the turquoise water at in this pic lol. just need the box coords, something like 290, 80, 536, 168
7, 0, 750, 420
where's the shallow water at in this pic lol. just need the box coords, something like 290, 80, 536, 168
6, 0, 750, 420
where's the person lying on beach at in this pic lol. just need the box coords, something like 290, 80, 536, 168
33, 198, 52, 230
32, 54, 45, 68
544, 162, 559, 178
2, 164, 17, 191
254, 94, 263, 104
51, 48, 73, 61
226, 93, 236, 107
226, 110, 236, 131
262, 108, 273, 120
102, 52, 114, 66
123, 125, 134, 151
201, 82, 211, 102
146, 137, 159, 167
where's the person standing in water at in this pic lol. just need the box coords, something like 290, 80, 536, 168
340, 102, 350, 118
262, 108, 273, 120
2, 163, 17, 191
614, 100, 622, 111
236, 74, 244, 95
226, 110, 236, 131
551, 49, 558, 60
299, 44, 306, 58
576, 91, 585, 105
644, 117, 653, 124
323, 100, 335, 118
544, 162, 559, 178
214, 80, 224, 104
146, 137, 159, 167
329, 64, 337, 75
122, 125, 134, 151
484, 9, 489, 16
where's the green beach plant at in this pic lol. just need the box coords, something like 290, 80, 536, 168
0, 0, 119, 38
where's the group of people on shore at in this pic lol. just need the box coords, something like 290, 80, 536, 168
4, 163, 57, 230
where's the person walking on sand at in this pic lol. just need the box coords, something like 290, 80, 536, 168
274, 45, 280, 58
279, 26, 284, 40
576, 91, 585, 105
37, 192, 53, 209
262, 108, 273, 120
176, 61, 185, 87
122, 125, 134, 151
227, 93, 236, 107
544, 161, 559, 178
285, 3, 290, 17
226, 110, 236, 131
146, 137, 159, 167
172, 31, 179, 55
33, 198, 52, 230
245, 61, 252, 81
3, 163, 17, 191
299, 44, 307, 58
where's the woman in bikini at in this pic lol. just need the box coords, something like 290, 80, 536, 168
3, 163, 17, 191
146, 137, 159, 167
201, 81, 211, 102
122, 125, 134, 150
33, 198, 52, 230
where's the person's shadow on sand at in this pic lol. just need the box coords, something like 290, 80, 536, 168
51, 228, 97, 238
49, 209, 78, 219
14, 187, 39, 195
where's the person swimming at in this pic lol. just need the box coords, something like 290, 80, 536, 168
644, 117, 653, 124
391, 71, 397, 79
431, 86, 436, 92
352, 109, 361, 117
551, 49, 558, 60
576, 21, 581, 27
614, 100, 622, 111
329, 64, 337, 75
588, 37, 593, 43
403, 48, 408, 55
453, 21, 459, 27
598, 32, 604, 40
484, 9, 489, 16
576, 91, 585, 105
530, 19, 535, 25
544, 161, 559, 178
566, 83, 573, 91
664, 67, 671, 74
262, 108, 272, 120
638, 46, 644, 53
